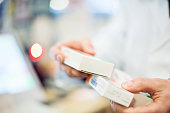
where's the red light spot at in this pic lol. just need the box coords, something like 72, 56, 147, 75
30, 43, 43, 62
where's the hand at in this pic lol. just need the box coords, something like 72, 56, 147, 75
110, 78, 170, 113
50, 38, 95, 78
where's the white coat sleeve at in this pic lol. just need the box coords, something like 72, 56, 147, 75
91, 1, 129, 69
147, 23, 170, 79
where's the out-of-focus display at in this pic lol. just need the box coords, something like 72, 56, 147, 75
0, 34, 36, 94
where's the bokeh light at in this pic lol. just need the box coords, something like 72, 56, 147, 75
30, 43, 43, 58
50, 0, 70, 11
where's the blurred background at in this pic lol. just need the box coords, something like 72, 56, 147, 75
0, 0, 120, 86
0, 0, 120, 113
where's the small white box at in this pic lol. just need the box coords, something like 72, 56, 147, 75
61, 47, 114, 78
86, 75, 134, 107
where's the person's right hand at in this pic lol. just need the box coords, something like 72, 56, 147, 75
110, 78, 170, 113
50, 38, 95, 78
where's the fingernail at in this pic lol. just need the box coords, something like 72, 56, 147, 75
109, 100, 113, 105
122, 81, 134, 89
56, 55, 62, 62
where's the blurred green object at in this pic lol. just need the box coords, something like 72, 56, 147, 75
145, 93, 152, 99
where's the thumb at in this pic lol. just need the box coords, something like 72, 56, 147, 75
81, 39, 95, 55
121, 78, 157, 94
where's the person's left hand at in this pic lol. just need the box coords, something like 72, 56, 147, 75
50, 38, 95, 78
110, 78, 170, 113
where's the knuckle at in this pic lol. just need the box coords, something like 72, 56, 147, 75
80, 73, 88, 77
66, 70, 72, 76
67, 73, 74, 77
64, 67, 70, 73
133, 78, 143, 86
72, 70, 81, 77
152, 78, 167, 88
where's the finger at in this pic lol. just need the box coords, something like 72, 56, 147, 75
56, 54, 65, 63
63, 38, 95, 55
50, 43, 65, 60
60, 64, 74, 76
81, 39, 95, 55
58, 40, 92, 56
61, 41, 82, 51
61, 64, 88, 78
110, 100, 126, 113
121, 78, 160, 94
80, 72, 89, 78
123, 102, 165, 113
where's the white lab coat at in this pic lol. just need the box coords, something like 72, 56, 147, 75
92, 0, 170, 78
